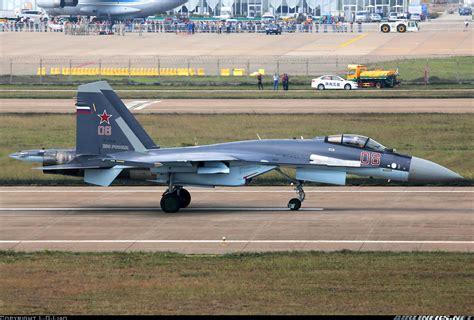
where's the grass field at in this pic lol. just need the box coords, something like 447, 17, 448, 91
0, 88, 473, 99
2, 56, 473, 87
0, 251, 472, 314
1, 113, 472, 185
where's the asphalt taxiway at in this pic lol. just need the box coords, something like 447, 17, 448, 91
0, 186, 472, 253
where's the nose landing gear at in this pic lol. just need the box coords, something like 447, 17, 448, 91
288, 182, 305, 211
275, 168, 306, 211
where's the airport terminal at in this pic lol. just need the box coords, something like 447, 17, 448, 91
0, 0, 472, 316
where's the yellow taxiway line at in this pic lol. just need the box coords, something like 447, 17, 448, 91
338, 33, 369, 48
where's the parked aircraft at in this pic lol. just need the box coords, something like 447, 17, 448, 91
37, 0, 186, 19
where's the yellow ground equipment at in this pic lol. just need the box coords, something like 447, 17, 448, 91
346, 64, 400, 88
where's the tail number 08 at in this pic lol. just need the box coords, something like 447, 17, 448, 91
98, 126, 112, 136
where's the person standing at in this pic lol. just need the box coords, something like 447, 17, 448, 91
257, 73, 263, 90
273, 73, 279, 90
464, 19, 469, 32
282, 73, 289, 91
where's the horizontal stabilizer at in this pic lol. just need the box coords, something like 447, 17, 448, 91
84, 166, 127, 187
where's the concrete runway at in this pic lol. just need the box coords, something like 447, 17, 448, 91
0, 186, 472, 253
1, 98, 473, 113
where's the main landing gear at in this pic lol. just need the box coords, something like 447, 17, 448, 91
160, 187, 191, 213
160, 174, 191, 213
275, 169, 306, 211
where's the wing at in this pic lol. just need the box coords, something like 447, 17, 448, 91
107, 151, 240, 168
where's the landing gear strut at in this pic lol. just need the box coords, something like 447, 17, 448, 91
288, 182, 305, 211
275, 168, 306, 211
160, 174, 192, 213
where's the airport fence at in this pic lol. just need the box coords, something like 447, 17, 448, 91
0, 55, 472, 85
0, 20, 468, 34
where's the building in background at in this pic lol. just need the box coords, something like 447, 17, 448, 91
179, 0, 414, 18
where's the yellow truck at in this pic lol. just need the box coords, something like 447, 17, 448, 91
346, 64, 400, 89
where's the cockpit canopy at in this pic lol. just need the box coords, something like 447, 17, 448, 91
326, 134, 388, 152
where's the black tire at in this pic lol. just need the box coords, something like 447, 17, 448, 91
375, 81, 383, 89
381, 24, 390, 33
288, 198, 301, 211
317, 84, 325, 90
160, 193, 181, 213
344, 84, 352, 90
178, 188, 191, 208
397, 24, 406, 33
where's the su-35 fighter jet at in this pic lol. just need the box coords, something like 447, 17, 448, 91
10, 81, 463, 212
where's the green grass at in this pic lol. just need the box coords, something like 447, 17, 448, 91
367, 56, 474, 83
0, 251, 472, 314
2, 82, 473, 91
1, 113, 472, 185
1, 88, 473, 99
2, 56, 473, 87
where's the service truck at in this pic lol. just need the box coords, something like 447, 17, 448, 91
346, 64, 400, 89
380, 20, 419, 33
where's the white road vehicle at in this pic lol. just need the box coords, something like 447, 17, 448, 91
311, 75, 358, 90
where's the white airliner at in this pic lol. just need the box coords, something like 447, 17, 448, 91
37, 0, 187, 19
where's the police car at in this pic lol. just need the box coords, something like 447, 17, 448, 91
311, 75, 358, 90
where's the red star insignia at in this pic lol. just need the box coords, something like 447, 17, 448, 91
97, 110, 112, 125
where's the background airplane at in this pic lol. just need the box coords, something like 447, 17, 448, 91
10, 81, 463, 212
37, 0, 187, 19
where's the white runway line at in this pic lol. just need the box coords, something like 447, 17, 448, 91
135, 100, 160, 110
0, 207, 323, 212
0, 240, 472, 244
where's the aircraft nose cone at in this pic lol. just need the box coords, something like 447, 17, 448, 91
409, 157, 463, 182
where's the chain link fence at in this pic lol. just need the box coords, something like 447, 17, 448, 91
0, 55, 472, 85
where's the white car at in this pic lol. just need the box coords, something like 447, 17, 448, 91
311, 75, 358, 90
355, 11, 369, 22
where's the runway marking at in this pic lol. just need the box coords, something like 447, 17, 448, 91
0, 207, 323, 212
126, 100, 161, 110
0, 240, 472, 244
338, 33, 369, 48
135, 100, 160, 110
0, 190, 471, 193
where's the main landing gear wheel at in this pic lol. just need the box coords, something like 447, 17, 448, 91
160, 192, 181, 213
178, 188, 191, 208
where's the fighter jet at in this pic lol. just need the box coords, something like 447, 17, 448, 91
10, 81, 463, 212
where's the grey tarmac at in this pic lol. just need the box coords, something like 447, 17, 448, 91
0, 186, 472, 253
1, 98, 473, 113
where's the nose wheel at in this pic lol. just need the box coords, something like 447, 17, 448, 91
287, 182, 305, 211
